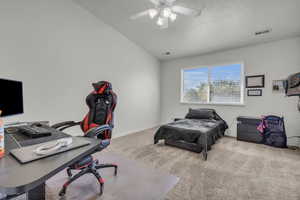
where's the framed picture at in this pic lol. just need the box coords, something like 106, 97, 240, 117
247, 89, 262, 96
246, 75, 265, 88
272, 80, 285, 93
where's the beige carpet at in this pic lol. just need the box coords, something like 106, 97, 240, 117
103, 128, 300, 200
47, 152, 178, 200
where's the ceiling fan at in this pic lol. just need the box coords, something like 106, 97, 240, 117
130, 0, 201, 29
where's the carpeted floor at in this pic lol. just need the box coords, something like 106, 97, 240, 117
104, 128, 300, 200
47, 152, 178, 200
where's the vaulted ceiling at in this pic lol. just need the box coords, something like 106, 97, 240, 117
74, 0, 300, 60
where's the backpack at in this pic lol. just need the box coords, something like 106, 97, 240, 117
258, 115, 287, 148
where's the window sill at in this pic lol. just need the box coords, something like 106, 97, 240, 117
180, 101, 245, 107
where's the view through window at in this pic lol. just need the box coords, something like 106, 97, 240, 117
182, 63, 243, 104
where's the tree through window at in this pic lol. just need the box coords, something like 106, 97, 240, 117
181, 63, 244, 104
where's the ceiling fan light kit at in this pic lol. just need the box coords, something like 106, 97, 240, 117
130, 0, 201, 29
169, 13, 177, 21
156, 8, 177, 27
149, 9, 158, 18
162, 7, 172, 18
157, 17, 164, 26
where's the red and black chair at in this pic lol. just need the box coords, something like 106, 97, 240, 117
51, 81, 117, 197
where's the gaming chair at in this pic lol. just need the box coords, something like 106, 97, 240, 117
51, 81, 117, 197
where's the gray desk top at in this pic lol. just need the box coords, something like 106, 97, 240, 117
0, 133, 101, 196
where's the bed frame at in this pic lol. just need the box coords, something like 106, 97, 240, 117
165, 128, 223, 161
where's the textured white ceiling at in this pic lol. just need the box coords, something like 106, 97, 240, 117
74, 0, 300, 60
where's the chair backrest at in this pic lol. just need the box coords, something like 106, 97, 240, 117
80, 81, 117, 139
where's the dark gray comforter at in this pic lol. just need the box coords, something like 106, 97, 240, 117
154, 118, 227, 151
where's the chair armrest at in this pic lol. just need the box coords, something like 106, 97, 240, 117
85, 124, 112, 138
51, 121, 81, 131
99, 139, 111, 149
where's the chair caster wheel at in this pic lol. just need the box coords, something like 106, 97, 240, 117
67, 169, 72, 178
59, 192, 65, 197
59, 187, 66, 197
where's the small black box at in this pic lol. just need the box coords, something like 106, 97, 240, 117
237, 116, 263, 144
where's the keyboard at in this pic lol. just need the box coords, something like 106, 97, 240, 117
7, 127, 70, 147
19, 125, 52, 138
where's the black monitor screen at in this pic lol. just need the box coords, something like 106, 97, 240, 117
0, 79, 24, 117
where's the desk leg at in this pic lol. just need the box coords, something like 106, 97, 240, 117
27, 183, 45, 200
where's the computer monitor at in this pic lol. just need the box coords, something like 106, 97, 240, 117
0, 79, 24, 117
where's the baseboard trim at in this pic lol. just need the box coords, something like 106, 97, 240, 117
112, 125, 159, 139
225, 135, 300, 149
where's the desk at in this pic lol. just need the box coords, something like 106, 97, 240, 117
0, 129, 101, 200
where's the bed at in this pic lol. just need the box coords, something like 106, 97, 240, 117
154, 109, 228, 160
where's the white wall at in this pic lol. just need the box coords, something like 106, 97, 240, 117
161, 37, 300, 146
0, 0, 160, 137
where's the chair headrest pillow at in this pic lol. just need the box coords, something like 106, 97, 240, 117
92, 81, 112, 94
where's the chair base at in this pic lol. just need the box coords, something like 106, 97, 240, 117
59, 159, 118, 197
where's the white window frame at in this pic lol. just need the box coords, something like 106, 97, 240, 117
180, 62, 245, 106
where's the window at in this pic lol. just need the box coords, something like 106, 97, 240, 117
181, 63, 244, 105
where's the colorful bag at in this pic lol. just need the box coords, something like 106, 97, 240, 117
257, 115, 287, 148
0, 111, 4, 158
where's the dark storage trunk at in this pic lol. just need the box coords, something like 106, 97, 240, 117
237, 116, 263, 143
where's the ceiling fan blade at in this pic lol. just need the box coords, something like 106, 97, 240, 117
172, 5, 201, 16
149, 0, 160, 5
130, 10, 150, 20
165, 0, 177, 4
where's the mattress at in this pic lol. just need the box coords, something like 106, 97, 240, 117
154, 118, 227, 154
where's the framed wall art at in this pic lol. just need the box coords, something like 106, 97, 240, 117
247, 89, 262, 96
245, 75, 265, 88
272, 79, 285, 93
